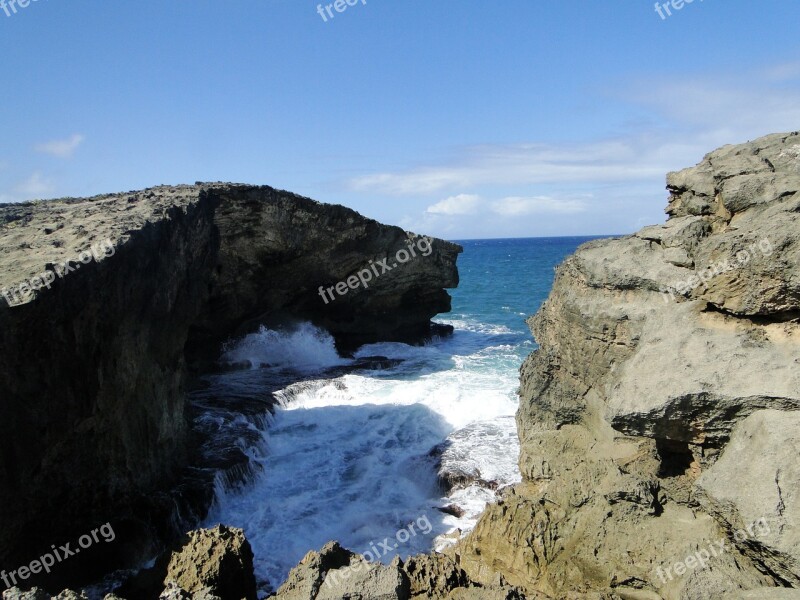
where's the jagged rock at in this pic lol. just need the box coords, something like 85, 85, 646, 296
162, 525, 257, 600
273, 541, 530, 600
158, 581, 193, 600
272, 541, 355, 600
446, 587, 526, 599
275, 546, 408, 600
274, 542, 412, 600
447, 131, 800, 599
403, 554, 468, 598
0, 183, 460, 586
53, 592, 88, 600
316, 556, 409, 600
2, 589, 50, 600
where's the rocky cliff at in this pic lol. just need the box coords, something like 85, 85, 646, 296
0, 184, 461, 590
451, 132, 800, 599
257, 132, 800, 600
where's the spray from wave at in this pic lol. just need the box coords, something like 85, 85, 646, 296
220, 322, 349, 371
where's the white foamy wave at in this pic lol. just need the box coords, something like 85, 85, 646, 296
207, 317, 527, 591
220, 323, 349, 371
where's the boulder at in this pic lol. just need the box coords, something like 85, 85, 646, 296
162, 525, 257, 600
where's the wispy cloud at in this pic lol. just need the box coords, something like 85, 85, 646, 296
762, 62, 800, 83
490, 195, 588, 216
0, 173, 55, 203
15, 172, 54, 197
426, 194, 481, 215
347, 137, 673, 196
35, 134, 85, 158
346, 64, 800, 202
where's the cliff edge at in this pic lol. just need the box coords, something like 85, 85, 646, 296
0, 184, 461, 589
452, 132, 800, 599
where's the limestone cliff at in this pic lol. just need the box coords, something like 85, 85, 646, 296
452, 132, 800, 599
230, 134, 799, 600
0, 184, 461, 589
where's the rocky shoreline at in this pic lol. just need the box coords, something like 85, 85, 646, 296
0, 184, 461, 594
3, 132, 800, 600
453, 132, 799, 600
252, 132, 799, 600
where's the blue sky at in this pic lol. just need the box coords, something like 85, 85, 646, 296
1, 1, 799, 240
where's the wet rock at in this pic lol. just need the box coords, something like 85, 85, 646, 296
436, 505, 466, 518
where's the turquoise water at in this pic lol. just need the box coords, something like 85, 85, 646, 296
204, 236, 599, 593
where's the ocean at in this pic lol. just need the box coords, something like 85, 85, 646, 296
199, 236, 600, 593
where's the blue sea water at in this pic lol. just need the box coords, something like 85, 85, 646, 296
202, 236, 599, 594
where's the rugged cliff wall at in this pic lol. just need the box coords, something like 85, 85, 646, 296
0, 184, 461, 589
452, 132, 800, 599
220, 134, 798, 600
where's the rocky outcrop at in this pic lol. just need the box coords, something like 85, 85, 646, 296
269, 541, 529, 600
448, 132, 800, 599
0, 184, 460, 591
2, 526, 255, 600
161, 525, 257, 600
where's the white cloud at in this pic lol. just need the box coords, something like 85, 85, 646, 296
490, 195, 588, 216
346, 64, 800, 201
0, 173, 56, 203
426, 194, 481, 215
35, 134, 85, 158
15, 172, 54, 198
348, 138, 672, 196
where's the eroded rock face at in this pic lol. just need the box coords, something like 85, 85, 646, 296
162, 525, 257, 600
449, 132, 800, 599
0, 184, 460, 589
271, 541, 527, 600
695, 410, 800, 586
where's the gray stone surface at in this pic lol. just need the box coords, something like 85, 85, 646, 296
162, 525, 256, 600
730, 591, 800, 600
696, 409, 800, 586
447, 131, 800, 600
